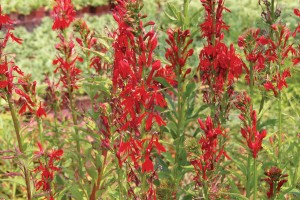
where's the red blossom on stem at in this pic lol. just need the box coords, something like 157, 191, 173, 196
53, 34, 82, 91
263, 166, 288, 199
0, 7, 23, 98
238, 24, 295, 96
111, 4, 167, 196
235, 92, 267, 158
33, 142, 63, 200
198, 0, 244, 122
190, 116, 229, 184
15, 78, 47, 118
73, 19, 109, 73
111, 0, 167, 138
52, 0, 76, 30
164, 28, 194, 85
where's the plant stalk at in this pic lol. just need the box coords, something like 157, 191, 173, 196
7, 93, 32, 200
253, 158, 258, 200
36, 117, 44, 143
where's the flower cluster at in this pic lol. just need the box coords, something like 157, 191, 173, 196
190, 116, 229, 184
198, 0, 244, 121
0, 7, 46, 118
199, 0, 229, 43
235, 92, 267, 158
112, 0, 167, 135
112, 0, 167, 197
238, 28, 268, 84
33, 142, 63, 200
53, 34, 83, 92
16, 77, 46, 117
73, 19, 108, 73
238, 24, 295, 97
263, 166, 288, 199
164, 28, 194, 85
263, 25, 294, 96
52, 0, 76, 30
0, 7, 23, 96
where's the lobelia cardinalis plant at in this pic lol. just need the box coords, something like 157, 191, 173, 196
51, 0, 84, 179
263, 166, 288, 199
235, 92, 267, 199
1, 0, 300, 199
0, 6, 32, 200
33, 142, 63, 200
198, 0, 244, 125
111, 0, 167, 198
187, 116, 230, 199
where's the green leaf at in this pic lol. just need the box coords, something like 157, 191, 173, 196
164, 10, 177, 21
0, 178, 25, 186
167, 3, 179, 20
184, 82, 196, 99
95, 153, 102, 168
154, 77, 178, 95
79, 46, 112, 64
219, 192, 249, 200
69, 185, 84, 200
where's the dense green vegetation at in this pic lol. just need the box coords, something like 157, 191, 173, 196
1, 0, 109, 14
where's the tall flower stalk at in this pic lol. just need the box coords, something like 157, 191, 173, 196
164, 28, 194, 195
112, 0, 167, 198
51, 0, 83, 171
0, 7, 32, 200
199, 0, 244, 124
235, 92, 267, 199
188, 116, 230, 199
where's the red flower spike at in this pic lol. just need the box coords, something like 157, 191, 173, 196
33, 143, 63, 200
199, 1, 244, 113
52, 0, 76, 30
235, 92, 267, 158
190, 116, 229, 184
263, 166, 288, 199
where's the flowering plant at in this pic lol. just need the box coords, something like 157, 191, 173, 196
0, 0, 299, 200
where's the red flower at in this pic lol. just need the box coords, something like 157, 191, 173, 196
235, 92, 267, 158
53, 34, 82, 91
198, 1, 244, 113
0, 6, 13, 28
190, 116, 229, 183
36, 102, 47, 118
142, 155, 154, 172
164, 28, 194, 85
263, 166, 288, 199
33, 143, 63, 199
294, 9, 300, 17
52, 0, 76, 30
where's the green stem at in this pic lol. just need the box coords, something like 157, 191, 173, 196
249, 63, 254, 98
173, 74, 186, 193
89, 152, 107, 200
203, 181, 209, 200
278, 90, 282, 160
69, 89, 80, 153
183, 0, 189, 29
246, 155, 251, 198
36, 117, 43, 143
7, 94, 32, 200
271, 0, 275, 21
117, 166, 124, 199
253, 158, 258, 200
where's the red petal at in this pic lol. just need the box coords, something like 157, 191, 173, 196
142, 156, 154, 172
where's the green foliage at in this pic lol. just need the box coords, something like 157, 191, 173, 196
1, 0, 109, 14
